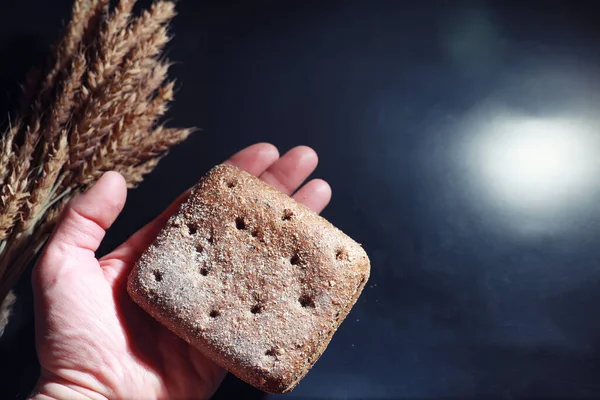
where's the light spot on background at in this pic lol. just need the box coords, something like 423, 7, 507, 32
469, 115, 599, 214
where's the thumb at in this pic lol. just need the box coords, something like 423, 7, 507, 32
34, 172, 127, 287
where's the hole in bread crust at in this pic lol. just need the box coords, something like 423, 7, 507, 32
251, 304, 263, 314
235, 217, 246, 230
188, 224, 197, 235
196, 243, 204, 253
200, 267, 209, 276
251, 228, 265, 242
209, 310, 220, 318
335, 248, 349, 261
152, 270, 163, 282
299, 294, 315, 308
226, 179, 237, 188
208, 234, 214, 245
282, 209, 294, 221
265, 348, 280, 358
290, 252, 302, 266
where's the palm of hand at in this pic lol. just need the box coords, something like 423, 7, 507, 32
32, 144, 331, 399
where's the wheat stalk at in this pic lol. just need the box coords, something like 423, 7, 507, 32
0, 0, 195, 324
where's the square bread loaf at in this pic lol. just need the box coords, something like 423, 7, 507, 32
127, 163, 370, 393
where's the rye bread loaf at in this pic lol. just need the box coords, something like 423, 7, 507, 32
127, 163, 370, 393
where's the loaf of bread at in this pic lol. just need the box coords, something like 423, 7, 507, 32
127, 164, 370, 393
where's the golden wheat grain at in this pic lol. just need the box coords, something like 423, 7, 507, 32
86, 0, 137, 92
0, 118, 42, 240
0, 173, 28, 241
63, 0, 101, 55
123, 80, 174, 150
144, 80, 175, 123
41, 0, 107, 106
47, 53, 87, 139
22, 132, 69, 232
0, 120, 22, 187
128, 1, 176, 49
82, 0, 112, 46
126, 63, 173, 130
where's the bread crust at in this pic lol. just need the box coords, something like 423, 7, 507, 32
127, 164, 370, 393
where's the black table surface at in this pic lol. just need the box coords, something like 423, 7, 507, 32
3, 1, 600, 399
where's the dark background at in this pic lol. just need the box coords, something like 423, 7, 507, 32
2, 0, 600, 399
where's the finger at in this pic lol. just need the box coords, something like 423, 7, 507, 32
225, 142, 280, 175
259, 146, 318, 195
35, 172, 127, 283
292, 179, 332, 214
106, 143, 280, 264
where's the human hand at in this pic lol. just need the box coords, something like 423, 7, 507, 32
29, 144, 332, 399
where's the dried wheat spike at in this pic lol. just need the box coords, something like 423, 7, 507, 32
39, 0, 109, 110
46, 53, 87, 140
0, 120, 22, 187
68, 21, 172, 170
21, 131, 69, 232
81, 0, 112, 46
14, 51, 85, 235
0, 119, 41, 240
68, 35, 172, 181
111, 65, 173, 146
132, 80, 175, 138
86, 0, 137, 92
129, 1, 176, 47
